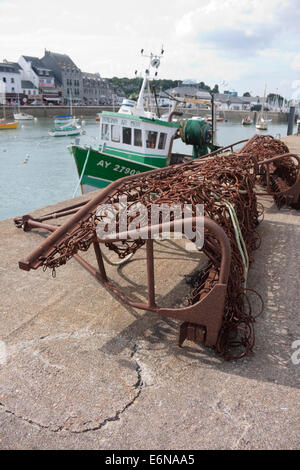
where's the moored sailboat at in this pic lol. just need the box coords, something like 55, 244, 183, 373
13, 94, 34, 120
256, 85, 268, 130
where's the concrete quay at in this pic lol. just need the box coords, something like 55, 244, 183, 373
0, 136, 300, 449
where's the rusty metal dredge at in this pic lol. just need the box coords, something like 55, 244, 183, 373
15, 135, 300, 360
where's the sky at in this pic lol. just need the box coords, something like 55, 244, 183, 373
1, 0, 300, 99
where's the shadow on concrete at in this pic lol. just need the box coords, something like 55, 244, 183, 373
99, 217, 300, 390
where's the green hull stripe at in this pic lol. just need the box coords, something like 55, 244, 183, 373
81, 174, 111, 188
105, 145, 167, 159
103, 147, 166, 168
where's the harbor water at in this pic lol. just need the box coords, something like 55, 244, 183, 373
0, 117, 291, 220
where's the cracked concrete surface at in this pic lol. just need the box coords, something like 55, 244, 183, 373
0, 153, 300, 449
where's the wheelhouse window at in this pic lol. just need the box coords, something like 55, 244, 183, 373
122, 127, 132, 145
134, 128, 142, 147
146, 131, 158, 149
158, 132, 167, 150
111, 125, 120, 142
101, 123, 110, 141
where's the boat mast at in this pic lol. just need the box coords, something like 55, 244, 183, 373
68, 89, 74, 118
262, 84, 267, 119
136, 48, 164, 115
2, 83, 6, 121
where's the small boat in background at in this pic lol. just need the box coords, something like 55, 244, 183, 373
14, 112, 34, 121
0, 85, 18, 129
204, 115, 224, 122
242, 116, 253, 126
13, 95, 34, 120
54, 114, 74, 125
256, 118, 268, 130
0, 120, 18, 129
48, 119, 82, 137
256, 84, 268, 131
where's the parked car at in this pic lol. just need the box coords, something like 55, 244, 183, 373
250, 104, 270, 112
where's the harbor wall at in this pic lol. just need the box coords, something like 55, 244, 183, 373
0, 105, 296, 124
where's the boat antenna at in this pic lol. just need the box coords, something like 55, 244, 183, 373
136, 47, 164, 113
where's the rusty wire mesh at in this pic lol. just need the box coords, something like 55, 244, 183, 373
32, 135, 299, 359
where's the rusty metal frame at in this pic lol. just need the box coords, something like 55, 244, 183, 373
14, 134, 300, 356
18, 207, 231, 348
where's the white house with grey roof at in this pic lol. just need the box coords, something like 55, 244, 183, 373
214, 93, 245, 110
0, 60, 22, 102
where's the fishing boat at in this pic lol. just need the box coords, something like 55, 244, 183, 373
242, 116, 253, 126
48, 119, 81, 137
256, 85, 268, 130
68, 49, 214, 195
13, 95, 34, 120
49, 92, 82, 136
54, 91, 79, 125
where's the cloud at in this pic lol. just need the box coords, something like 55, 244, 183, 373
0, 0, 300, 97
199, 25, 277, 55
291, 54, 300, 71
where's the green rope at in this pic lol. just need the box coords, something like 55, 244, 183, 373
212, 193, 249, 287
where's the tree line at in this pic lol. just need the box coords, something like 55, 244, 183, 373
106, 77, 219, 98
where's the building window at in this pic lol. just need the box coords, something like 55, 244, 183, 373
111, 125, 120, 142
23, 90, 26, 94
134, 129, 142, 147
146, 131, 158, 149
122, 127, 132, 145
3, 77, 6, 82
11, 78, 14, 83
158, 132, 167, 150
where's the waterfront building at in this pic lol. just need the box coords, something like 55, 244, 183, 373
20, 80, 39, 103
214, 93, 244, 111
0, 60, 22, 103
82, 72, 110, 105
18, 55, 61, 104
165, 85, 211, 108
41, 50, 83, 104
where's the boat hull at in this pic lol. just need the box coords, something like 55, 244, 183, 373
48, 127, 81, 137
0, 121, 18, 129
13, 113, 34, 120
69, 145, 167, 190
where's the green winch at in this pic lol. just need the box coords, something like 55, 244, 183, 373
179, 119, 213, 158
